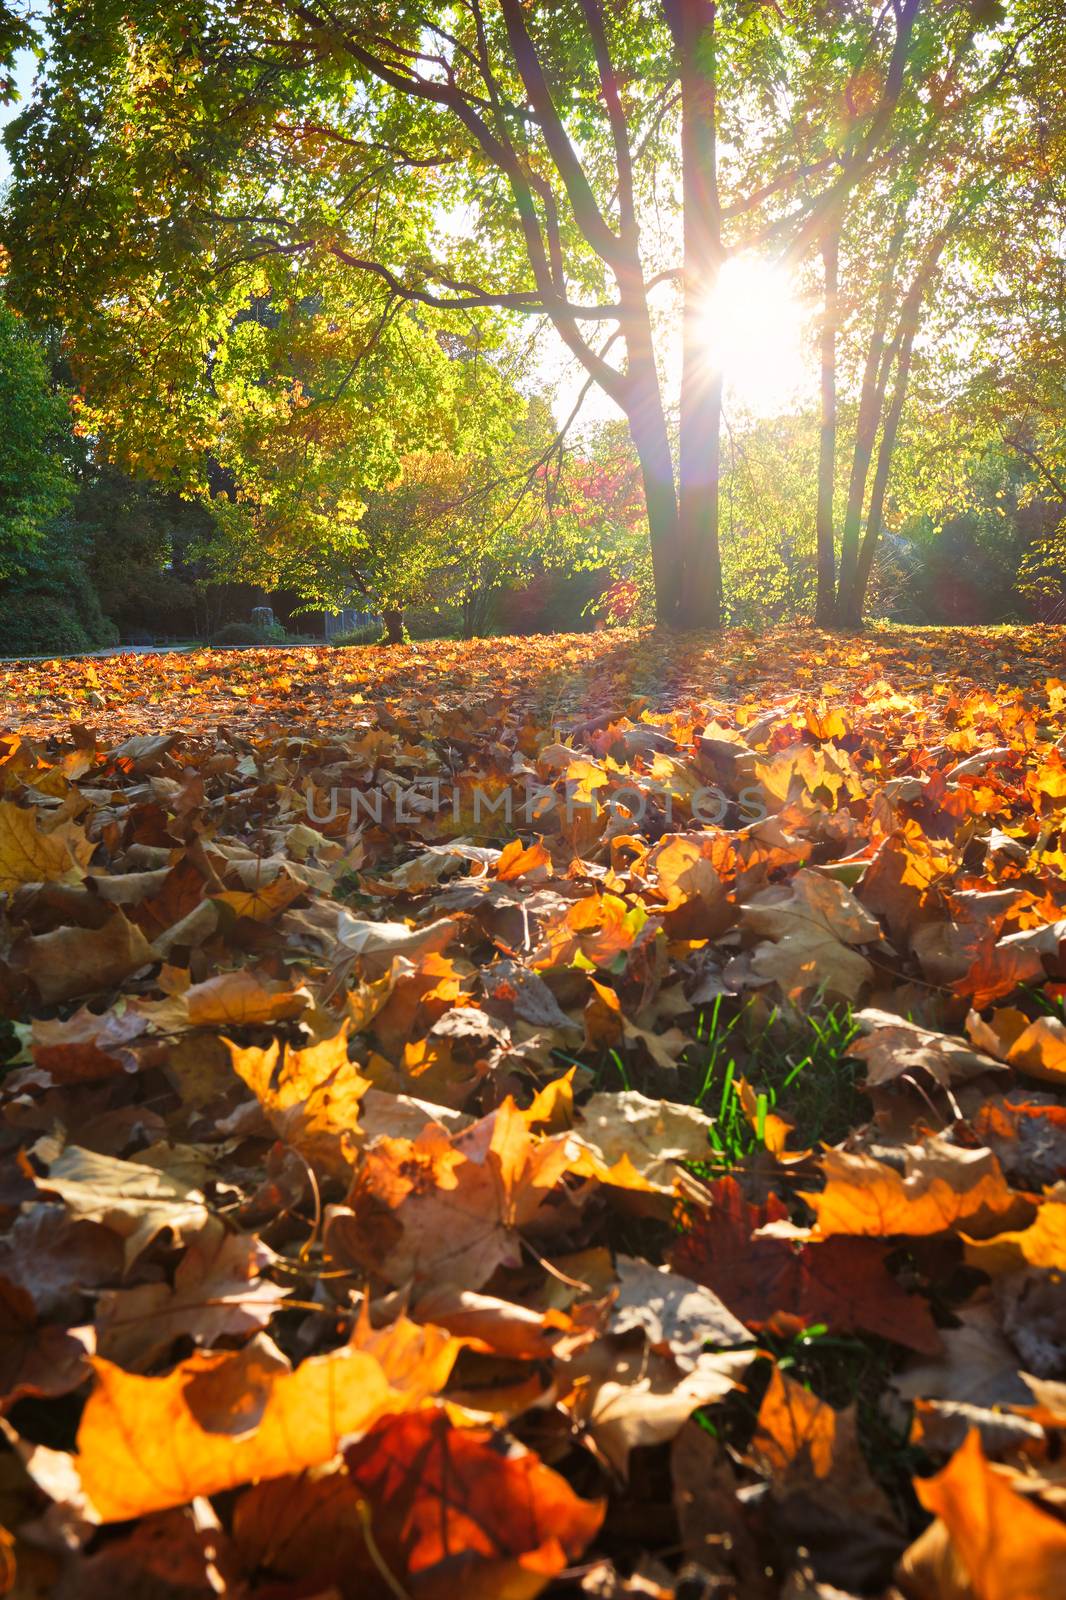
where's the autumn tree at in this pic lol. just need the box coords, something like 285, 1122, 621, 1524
5, 0, 954, 630
788, 0, 1065, 625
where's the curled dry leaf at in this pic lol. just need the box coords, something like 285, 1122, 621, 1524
903, 1429, 1066, 1600
967, 1007, 1066, 1085
565, 1340, 749, 1477
849, 1008, 1007, 1090
29, 1007, 147, 1083
963, 1184, 1066, 1275
94, 1231, 288, 1370
741, 867, 880, 1003
36, 1146, 211, 1268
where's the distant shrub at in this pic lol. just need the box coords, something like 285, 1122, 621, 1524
0, 512, 119, 657
330, 623, 382, 647
0, 595, 94, 657
405, 606, 462, 640
210, 621, 316, 647
211, 621, 266, 646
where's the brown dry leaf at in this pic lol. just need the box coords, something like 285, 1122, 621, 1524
94, 1232, 288, 1369
0, 1208, 124, 1318
907, 1396, 1046, 1459
608, 1256, 750, 1367
849, 1008, 1007, 1090
892, 1299, 1035, 1409
904, 1428, 1066, 1600
336, 910, 456, 967
231, 1464, 369, 1592
567, 1089, 714, 1193
567, 1341, 749, 1477
30, 1007, 147, 1083
74, 1315, 463, 1520
799, 1140, 1030, 1241
14, 911, 155, 1006
37, 1147, 211, 1268
742, 869, 880, 1002
671, 1422, 775, 1599
333, 1094, 596, 1290
227, 1025, 369, 1179
751, 1367, 902, 1593
411, 1285, 570, 1360
0, 1278, 91, 1409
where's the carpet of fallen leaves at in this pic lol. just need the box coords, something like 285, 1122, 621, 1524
1, 623, 1066, 1599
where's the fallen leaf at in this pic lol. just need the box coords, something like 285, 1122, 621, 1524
742, 869, 880, 1002
0, 801, 90, 893
74, 1316, 462, 1520
609, 1255, 751, 1366
37, 1146, 210, 1268
906, 1429, 1066, 1600
672, 1177, 942, 1352
185, 968, 310, 1027
799, 1140, 1029, 1240
94, 1232, 288, 1369
227, 1026, 369, 1179
568, 1089, 714, 1193
343, 1407, 604, 1598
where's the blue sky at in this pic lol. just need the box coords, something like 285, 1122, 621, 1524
0, 48, 39, 182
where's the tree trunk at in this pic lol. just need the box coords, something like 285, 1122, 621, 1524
665, 0, 722, 631
627, 366, 683, 627
815, 232, 838, 626
382, 607, 405, 644
835, 224, 906, 621
848, 300, 926, 622
840, 232, 949, 626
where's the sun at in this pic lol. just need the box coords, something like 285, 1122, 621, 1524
697, 253, 810, 417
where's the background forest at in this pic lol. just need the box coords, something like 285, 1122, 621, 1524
0, 0, 1062, 652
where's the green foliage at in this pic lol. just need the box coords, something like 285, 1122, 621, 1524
71, 467, 208, 638
0, 594, 93, 657
210, 621, 271, 647
0, 503, 118, 656
687, 998, 866, 1166
0, 303, 74, 580
329, 624, 381, 648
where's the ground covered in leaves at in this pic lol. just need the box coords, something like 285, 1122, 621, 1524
1, 624, 1066, 1599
